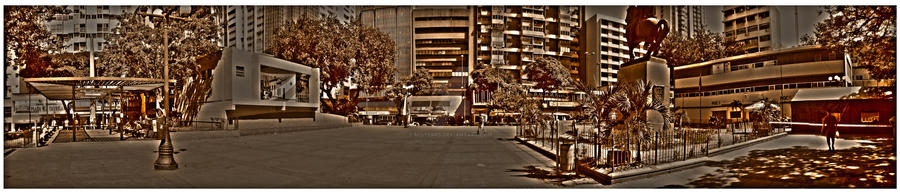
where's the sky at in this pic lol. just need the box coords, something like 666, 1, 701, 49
584, 6, 829, 49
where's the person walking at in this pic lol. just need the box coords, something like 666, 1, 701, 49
478, 114, 486, 134
822, 113, 839, 151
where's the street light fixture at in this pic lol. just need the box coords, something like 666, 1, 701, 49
137, 9, 192, 170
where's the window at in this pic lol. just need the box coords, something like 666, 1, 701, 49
730, 64, 749, 71
861, 112, 880, 123
730, 111, 742, 118
760, 35, 771, 42
235, 66, 245, 77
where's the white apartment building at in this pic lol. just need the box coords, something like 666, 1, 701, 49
655, 6, 704, 37
723, 6, 778, 53
46, 6, 139, 52
584, 14, 646, 88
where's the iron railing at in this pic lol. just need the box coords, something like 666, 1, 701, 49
518, 121, 786, 172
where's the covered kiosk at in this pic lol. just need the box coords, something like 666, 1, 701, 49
789, 87, 895, 135
24, 76, 174, 142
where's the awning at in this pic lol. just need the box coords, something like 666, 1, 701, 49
24, 77, 175, 100
791, 87, 861, 102
744, 101, 780, 111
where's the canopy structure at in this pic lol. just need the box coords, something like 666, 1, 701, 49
744, 101, 781, 111
790, 86, 861, 102
24, 77, 175, 100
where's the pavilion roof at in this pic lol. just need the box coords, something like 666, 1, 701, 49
24, 77, 175, 100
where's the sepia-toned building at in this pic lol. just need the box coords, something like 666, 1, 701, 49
673, 45, 859, 125
224, 6, 357, 54
46, 6, 140, 52
359, 6, 415, 79
583, 14, 647, 88
654, 6, 704, 37
471, 6, 585, 121
196, 48, 321, 128
722, 6, 778, 53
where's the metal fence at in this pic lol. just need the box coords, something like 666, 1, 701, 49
518, 120, 786, 172
4, 129, 35, 148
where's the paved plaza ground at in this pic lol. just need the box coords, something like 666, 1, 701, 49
5, 124, 895, 188
4, 125, 558, 188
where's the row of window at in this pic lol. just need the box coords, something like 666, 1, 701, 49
710, 60, 777, 74
725, 23, 770, 37
675, 80, 845, 98
724, 6, 764, 17
600, 20, 624, 28
600, 29, 623, 36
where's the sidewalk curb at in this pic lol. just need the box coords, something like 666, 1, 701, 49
4, 148, 16, 158
237, 124, 351, 136
513, 137, 557, 160
708, 132, 788, 156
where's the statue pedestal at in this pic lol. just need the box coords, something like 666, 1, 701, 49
619, 56, 671, 130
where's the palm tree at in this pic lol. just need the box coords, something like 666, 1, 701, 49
750, 98, 781, 135
576, 80, 669, 165
617, 80, 669, 163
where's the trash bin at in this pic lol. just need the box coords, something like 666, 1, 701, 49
558, 143, 575, 171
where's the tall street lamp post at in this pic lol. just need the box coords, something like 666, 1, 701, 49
138, 9, 190, 170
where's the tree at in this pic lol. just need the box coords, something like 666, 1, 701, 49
658, 29, 746, 67
471, 62, 518, 123
576, 80, 669, 164
811, 6, 896, 81
612, 80, 669, 162
524, 57, 574, 92
102, 6, 221, 79
384, 68, 434, 126
352, 20, 397, 96
100, 6, 222, 124
268, 16, 397, 115
4, 6, 69, 77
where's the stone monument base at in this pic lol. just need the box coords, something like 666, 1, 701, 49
618, 56, 671, 130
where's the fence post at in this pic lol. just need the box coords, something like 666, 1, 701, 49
706, 131, 710, 156
682, 128, 687, 160
573, 122, 578, 172
654, 131, 658, 165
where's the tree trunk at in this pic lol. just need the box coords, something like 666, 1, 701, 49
320, 85, 338, 113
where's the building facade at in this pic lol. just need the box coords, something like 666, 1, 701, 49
672, 46, 855, 125
359, 6, 415, 79
583, 14, 647, 88
722, 6, 778, 53
46, 6, 139, 53
196, 48, 321, 127
224, 6, 357, 54
471, 6, 585, 121
654, 6, 703, 37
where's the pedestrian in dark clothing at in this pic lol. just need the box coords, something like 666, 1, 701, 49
822, 114, 839, 151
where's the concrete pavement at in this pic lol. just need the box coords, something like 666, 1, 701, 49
4, 125, 557, 188
600, 134, 869, 188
